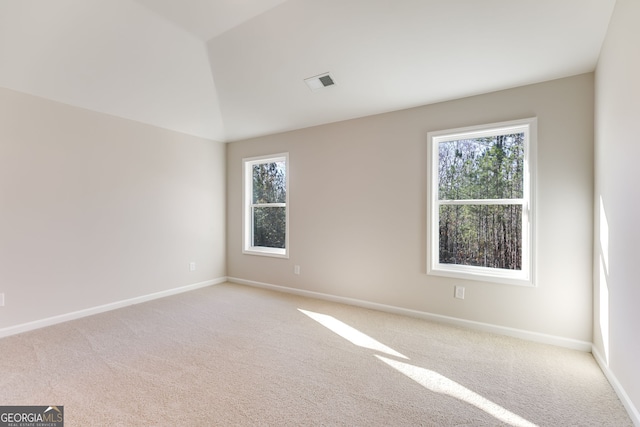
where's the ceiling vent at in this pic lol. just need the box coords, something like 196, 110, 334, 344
304, 72, 336, 91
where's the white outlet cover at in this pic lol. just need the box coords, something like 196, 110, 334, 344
455, 286, 465, 299
0, 293, 4, 307
189, 262, 196, 271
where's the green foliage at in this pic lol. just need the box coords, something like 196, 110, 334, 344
438, 133, 524, 270
253, 207, 286, 249
253, 161, 286, 204
439, 134, 523, 200
252, 161, 286, 249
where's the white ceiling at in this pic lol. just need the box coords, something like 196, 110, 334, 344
0, 0, 616, 142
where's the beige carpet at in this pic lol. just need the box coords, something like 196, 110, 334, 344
0, 282, 632, 426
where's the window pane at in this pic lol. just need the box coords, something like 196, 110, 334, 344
439, 204, 522, 270
253, 161, 286, 204
438, 133, 524, 200
253, 206, 286, 249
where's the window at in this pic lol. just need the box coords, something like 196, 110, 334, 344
427, 118, 536, 286
243, 153, 289, 258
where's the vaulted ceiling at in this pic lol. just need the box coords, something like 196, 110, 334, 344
0, 0, 616, 142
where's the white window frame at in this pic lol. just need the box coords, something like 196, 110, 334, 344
427, 118, 537, 286
243, 153, 289, 258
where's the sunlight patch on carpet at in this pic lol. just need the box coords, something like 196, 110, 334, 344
298, 309, 408, 359
376, 355, 538, 427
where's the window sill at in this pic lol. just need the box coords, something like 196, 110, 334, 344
243, 246, 289, 259
428, 264, 534, 287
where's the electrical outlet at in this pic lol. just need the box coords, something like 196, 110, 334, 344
189, 262, 196, 272
454, 286, 465, 300
294, 265, 301, 275
0, 293, 4, 307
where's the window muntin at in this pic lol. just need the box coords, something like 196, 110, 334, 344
427, 119, 535, 286
243, 154, 289, 258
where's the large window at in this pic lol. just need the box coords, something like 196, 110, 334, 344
427, 118, 536, 286
243, 153, 289, 258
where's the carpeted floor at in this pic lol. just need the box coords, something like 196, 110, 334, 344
0, 282, 632, 426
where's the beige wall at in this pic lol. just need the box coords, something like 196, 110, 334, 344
594, 0, 640, 421
227, 73, 594, 343
0, 87, 226, 329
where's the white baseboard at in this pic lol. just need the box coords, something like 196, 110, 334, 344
0, 277, 226, 339
228, 277, 593, 352
592, 346, 640, 426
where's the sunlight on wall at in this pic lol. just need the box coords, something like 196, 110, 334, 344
376, 355, 538, 427
299, 308, 537, 427
298, 309, 408, 359
598, 196, 610, 363
600, 197, 610, 272
599, 258, 610, 363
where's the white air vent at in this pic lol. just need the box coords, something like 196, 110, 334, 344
304, 72, 336, 91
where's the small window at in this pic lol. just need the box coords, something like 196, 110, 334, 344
427, 118, 536, 286
243, 153, 289, 258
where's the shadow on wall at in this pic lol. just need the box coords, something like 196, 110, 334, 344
597, 195, 610, 364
